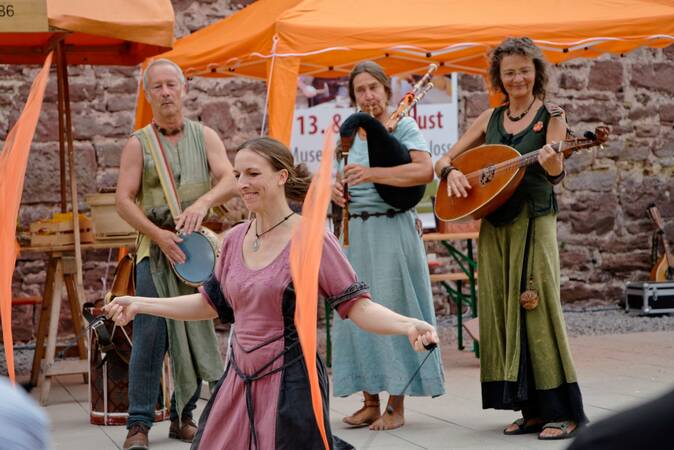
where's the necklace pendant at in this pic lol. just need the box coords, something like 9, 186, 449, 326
252, 238, 260, 252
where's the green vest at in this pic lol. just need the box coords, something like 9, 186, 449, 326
484, 105, 558, 226
136, 119, 210, 226
134, 119, 211, 261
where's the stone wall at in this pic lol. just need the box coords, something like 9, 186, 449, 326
3, 0, 673, 341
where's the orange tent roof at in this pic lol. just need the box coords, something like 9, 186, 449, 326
156, 0, 299, 80
135, 0, 674, 143
145, 0, 674, 78
0, 0, 174, 65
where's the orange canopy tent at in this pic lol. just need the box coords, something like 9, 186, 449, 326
134, 0, 674, 144
0, 0, 174, 383
0, 0, 174, 65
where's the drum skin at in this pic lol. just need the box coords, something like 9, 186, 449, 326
173, 229, 220, 287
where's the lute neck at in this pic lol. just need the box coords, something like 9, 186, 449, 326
465, 142, 564, 181
516, 141, 564, 169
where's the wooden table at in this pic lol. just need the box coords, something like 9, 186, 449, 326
424, 232, 479, 355
21, 237, 136, 405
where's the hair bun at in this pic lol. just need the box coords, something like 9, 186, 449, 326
294, 163, 311, 179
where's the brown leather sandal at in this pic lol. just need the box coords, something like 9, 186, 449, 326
503, 417, 544, 435
342, 400, 381, 428
538, 421, 578, 440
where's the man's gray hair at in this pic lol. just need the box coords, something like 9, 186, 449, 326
142, 58, 186, 91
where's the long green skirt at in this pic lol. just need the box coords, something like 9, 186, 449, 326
478, 208, 587, 423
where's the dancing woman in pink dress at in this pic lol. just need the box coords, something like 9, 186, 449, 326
105, 137, 439, 450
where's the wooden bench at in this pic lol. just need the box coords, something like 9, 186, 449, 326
424, 232, 479, 355
430, 272, 475, 283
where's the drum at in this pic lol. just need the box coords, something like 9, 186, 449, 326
173, 228, 221, 287
88, 306, 171, 425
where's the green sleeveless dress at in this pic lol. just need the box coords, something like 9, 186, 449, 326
133, 119, 224, 417
477, 105, 587, 423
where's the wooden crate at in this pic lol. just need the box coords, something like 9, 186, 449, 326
85, 193, 136, 240
29, 213, 95, 247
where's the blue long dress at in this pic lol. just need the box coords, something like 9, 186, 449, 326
332, 116, 445, 397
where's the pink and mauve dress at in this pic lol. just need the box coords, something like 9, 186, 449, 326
195, 222, 369, 450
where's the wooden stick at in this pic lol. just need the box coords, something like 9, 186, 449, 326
55, 45, 67, 212
386, 343, 437, 415
341, 140, 350, 248
57, 41, 85, 295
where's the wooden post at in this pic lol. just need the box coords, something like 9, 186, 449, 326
56, 41, 85, 298
38, 258, 64, 405
29, 256, 57, 387
64, 270, 88, 384
55, 43, 67, 212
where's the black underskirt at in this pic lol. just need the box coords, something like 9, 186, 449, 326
481, 308, 588, 424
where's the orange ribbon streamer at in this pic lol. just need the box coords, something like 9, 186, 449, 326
0, 52, 53, 383
289, 127, 335, 450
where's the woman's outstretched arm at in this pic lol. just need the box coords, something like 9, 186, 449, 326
103, 293, 218, 326
347, 298, 439, 352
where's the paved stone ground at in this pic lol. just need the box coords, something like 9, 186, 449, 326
13, 328, 674, 450
5, 306, 674, 375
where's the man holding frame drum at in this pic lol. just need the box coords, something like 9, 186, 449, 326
115, 59, 238, 450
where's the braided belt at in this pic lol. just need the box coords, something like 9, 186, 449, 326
229, 329, 303, 450
348, 208, 408, 221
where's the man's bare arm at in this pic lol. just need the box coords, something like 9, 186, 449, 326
202, 126, 238, 206
115, 136, 186, 264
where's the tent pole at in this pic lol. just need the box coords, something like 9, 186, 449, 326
55, 45, 67, 212
56, 41, 85, 299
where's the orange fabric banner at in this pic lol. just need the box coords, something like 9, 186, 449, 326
0, 52, 53, 383
289, 128, 335, 450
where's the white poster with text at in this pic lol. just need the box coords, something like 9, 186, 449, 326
290, 74, 459, 174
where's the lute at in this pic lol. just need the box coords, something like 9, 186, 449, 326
435, 127, 609, 222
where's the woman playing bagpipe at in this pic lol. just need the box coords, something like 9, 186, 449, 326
330, 61, 445, 431
434, 37, 588, 440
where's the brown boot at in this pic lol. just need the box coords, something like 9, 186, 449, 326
169, 417, 198, 443
123, 423, 149, 450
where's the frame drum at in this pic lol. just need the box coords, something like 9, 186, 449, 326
173, 228, 220, 287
